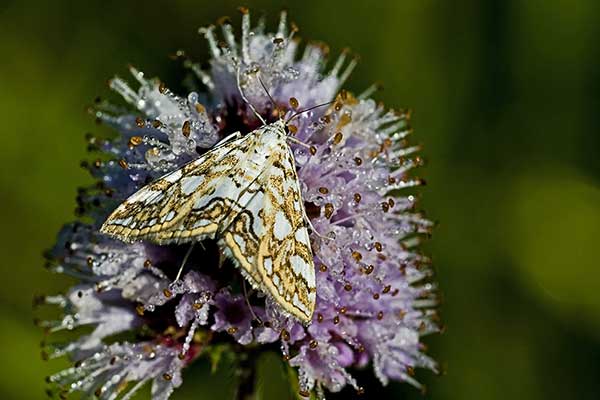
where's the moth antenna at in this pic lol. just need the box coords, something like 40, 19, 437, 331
242, 279, 263, 324
285, 100, 335, 124
236, 62, 267, 125
175, 243, 195, 282
257, 74, 280, 119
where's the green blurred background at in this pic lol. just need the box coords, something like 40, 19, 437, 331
2, 0, 599, 398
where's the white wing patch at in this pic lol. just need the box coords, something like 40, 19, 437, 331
101, 121, 316, 323
274, 211, 293, 240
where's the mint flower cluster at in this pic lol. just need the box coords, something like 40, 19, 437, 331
40, 9, 439, 399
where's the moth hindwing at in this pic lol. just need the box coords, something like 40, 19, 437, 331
101, 120, 316, 323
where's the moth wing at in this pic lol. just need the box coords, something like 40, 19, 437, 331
221, 144, 316, 323
100, 133, 251, 244
102, 123, 316, 322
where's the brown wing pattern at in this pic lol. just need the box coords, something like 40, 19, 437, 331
101, 122, 316, 323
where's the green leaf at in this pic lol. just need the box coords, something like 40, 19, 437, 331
208, 344, 234, 374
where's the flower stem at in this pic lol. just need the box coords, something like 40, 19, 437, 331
235, 353, 257, 400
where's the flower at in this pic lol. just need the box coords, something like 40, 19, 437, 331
40, 8, 439, 399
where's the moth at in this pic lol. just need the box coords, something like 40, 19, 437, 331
100, 118, 317, 323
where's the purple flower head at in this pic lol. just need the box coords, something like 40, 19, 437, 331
40, 9, 439, 399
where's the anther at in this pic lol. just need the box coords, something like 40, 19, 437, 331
339, 114, 352, 126
374, 242, 383, 252
309, 339, 318, 349
162, 373, 172, 381
354, 157, 363, 166
182, 120, 191, 137
281, 329, 290, 341
118, 159, 128, 169
324, 203, 334, 219
227, 327, 238, 334
319, 264, 328, 272
332, 132, 343, 145
158, 82, 167, 94
353, 193, 362, 203
217, 16, 231, 25
163, 289, 172, 298
289, 97, 299, 109
135, 116, 145, 128
129, 136, 143, 147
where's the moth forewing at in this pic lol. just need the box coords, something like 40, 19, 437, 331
99, 132, 249, 242
100, 120, 317, 323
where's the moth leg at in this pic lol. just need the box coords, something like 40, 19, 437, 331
303, 212, 334, 242
242, 279, 263, 324
174, 242, 195, 282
